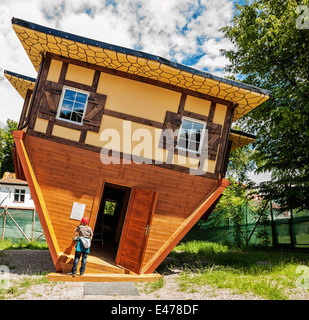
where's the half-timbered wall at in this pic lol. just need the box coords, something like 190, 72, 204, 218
19, 90, 33, 129
27, 53, 233, 179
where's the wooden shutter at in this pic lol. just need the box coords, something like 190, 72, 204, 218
116, 188, 157, 274
38, 82, 62, 120
160, 111, 224, 161
83, 92, 106, 133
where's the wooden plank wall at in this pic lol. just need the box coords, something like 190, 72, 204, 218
25, 134, 217, 269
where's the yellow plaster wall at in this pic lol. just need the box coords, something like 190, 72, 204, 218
184, 95, 211, 116
202, 159, 216, 174
52, 125, 81, 142
47, 59, 63, 82
65, 64, 95, 86
213, 103, 227, 126
86, 115, 168, 162
96, 72, 180, 123
85, 115, 217, 172
34, 118, 48, 134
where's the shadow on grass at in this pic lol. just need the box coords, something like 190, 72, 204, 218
158, 236, 309, 275
156, 238, 309, 300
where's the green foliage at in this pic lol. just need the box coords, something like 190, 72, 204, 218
227, 125, 257, 183
103, 200, 117, 216
213, 179, 258, 246
227, 144, 255, 183
214, 178, 253, 218
209, 178, 271, 246
221, 0, 309, 212
0, 119, 18, 178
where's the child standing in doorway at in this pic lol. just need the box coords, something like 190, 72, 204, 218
69, 217, 93, 276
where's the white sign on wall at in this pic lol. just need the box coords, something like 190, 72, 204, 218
70, 202, 86, 221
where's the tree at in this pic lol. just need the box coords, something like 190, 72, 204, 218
227, 126, 257, 183
0, 119, 18, 178
214, 178, 252, 246
221, 0, 309, 212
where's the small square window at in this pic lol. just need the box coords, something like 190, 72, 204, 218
57, 87, 89, 125
103, 200, 117, 216
14, 189, 25, 203
177, 117, 206, 153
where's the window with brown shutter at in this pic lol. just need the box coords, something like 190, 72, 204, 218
56, 86, 89, 125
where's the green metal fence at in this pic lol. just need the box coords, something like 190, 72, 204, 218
194, 204, 309, 248
0, 206, 45, 242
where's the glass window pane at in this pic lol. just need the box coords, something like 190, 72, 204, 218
20, 195, 25, 202
20, 190, 25, 194
181, 119, 193, 130
59, 109, 72, 120
189, 140, 200, 152
179, 129, 189, 140
195, 132, 201, 143
14, 194, 19, 202
64, 89, 76, 101
188, 129, 195, 141
59, 89, 88, 124
189, 130, 202, 143
62, 99, 74, 110
193, 122, 203, 131
178, 138, 188, 149
75, 92, 88, 103
73, 102, 85, 113
71, 112, 82, 123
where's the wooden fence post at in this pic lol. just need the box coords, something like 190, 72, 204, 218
270, 200, 278, 247
247, 200, 269, 245
289, 209, 296, 248
32, 209, 35, 241
1, 209, 6, 241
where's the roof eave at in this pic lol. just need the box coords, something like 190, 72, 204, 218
11, 17, 271, 97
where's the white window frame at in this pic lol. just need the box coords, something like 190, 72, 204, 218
56, 86, 90, 126
176, 117, 207, 154
14, 189, 25, 203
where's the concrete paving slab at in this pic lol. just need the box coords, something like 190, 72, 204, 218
83, 282, 140, 296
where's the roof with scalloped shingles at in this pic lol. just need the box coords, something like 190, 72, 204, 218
4, 70, 35, 99
11, 17, 270, 122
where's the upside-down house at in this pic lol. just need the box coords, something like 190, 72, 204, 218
4, 18, 270, 281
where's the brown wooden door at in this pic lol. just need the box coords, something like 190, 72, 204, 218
116, 187, 157, 274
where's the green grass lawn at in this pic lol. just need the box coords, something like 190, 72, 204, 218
165, 237, 309, 300
0, 239, 48, 250
1, 238, 309, 300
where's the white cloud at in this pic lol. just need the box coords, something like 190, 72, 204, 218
0, 0, 235, 125
248, 171, 272, 184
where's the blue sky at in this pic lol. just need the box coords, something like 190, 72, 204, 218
0, 0, 240, 126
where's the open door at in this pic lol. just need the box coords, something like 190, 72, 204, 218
116, 187, 157, 274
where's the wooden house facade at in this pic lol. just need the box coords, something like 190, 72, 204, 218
5, 18, 270, 280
